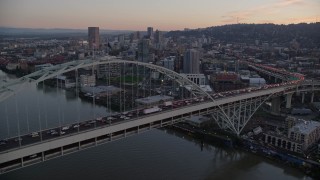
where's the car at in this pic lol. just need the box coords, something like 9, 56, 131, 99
62, 126, 69, 131
124, 117, 130, 120
29, 154, 37, 158
30, 132, 39, 138
107, 117, 115, 120
60, 131, 66, 135
96, 117, 103, 121
14, 137, 23, 142
47, 129, 56, 134
0, 140, 7, 145
100, 119, 107, 123
51, 131, 58, 135
73, 124, 80, 129
89, 120, 96, 124
84, 123, 92, 127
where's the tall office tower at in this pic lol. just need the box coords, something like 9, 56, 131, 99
88, 27, 100, 50
118, 34, 125, 46
147, 27, 153, 39
136, 31, 141, 39
138, 39, 150, 62
154, 29, 163, 44
183, 49, 200, 74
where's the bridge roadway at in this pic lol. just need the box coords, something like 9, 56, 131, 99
0, 83, 298, 172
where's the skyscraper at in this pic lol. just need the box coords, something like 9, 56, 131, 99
183, 49, 200, 74
118, 34, 125, 46
154, 29, 163, 44
88, 27, 100, 50
138, 39, 150, 63
147, 27, 153, 39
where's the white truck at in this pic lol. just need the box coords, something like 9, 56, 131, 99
163, 101, 173, 107
143, 106, 162, 114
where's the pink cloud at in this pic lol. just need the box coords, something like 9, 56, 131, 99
219, 0, 311, 24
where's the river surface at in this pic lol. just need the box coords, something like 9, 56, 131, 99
0, 70, 312, 180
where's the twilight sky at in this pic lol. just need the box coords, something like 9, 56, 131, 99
0, 0, 319, 31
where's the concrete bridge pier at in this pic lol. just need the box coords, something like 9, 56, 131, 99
286, 93, 293, 109
271, 97, 281, 115
311, 92, 314, 103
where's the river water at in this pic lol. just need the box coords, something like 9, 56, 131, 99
0, 70, 312, 180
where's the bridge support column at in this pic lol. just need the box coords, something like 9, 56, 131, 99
311, 92, 314, 103
301, 93, 305, 104
210, 94, 272, 136
296, 86, 300, 96
286, 93, 293, 109
271, 97, 281, 115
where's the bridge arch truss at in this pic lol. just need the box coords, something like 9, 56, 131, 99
0, 58, 214, 102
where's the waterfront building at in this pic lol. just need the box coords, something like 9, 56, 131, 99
80, 74, 96, 87
264, 116, 320, 153
56, 75, 76, 89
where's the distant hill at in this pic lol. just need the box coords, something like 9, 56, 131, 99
167, 23, 320, 48
0, 27, 134, 36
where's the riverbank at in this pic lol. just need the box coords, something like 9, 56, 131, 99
169, 122, 320, 179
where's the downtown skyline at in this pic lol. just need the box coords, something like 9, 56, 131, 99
0, 0, 320, 31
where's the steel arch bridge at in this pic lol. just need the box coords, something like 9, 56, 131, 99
0, 57, 214, 102
0, 57, 313, 137
2, 57, 319, 174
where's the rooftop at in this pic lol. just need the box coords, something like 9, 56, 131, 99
290, 120, 320, 135
214, 73, 239, 81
